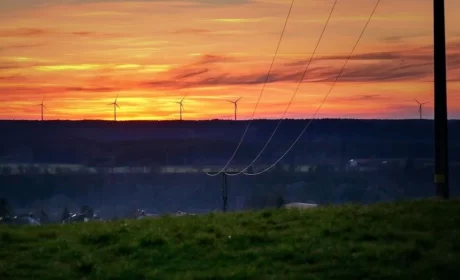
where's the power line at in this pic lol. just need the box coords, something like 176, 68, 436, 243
225, 0, 339, 177
244, 0, 382, 176
205, 0, 296, 177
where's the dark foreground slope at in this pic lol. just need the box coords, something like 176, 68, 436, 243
1, 199, 460, 280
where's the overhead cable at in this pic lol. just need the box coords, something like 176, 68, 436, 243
225, 0, 339, 177
205, 0, 296, 177
244, 0, 382, 176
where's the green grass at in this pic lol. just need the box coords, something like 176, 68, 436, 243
1, 199, 460, 280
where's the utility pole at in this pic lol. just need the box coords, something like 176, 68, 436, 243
340, 137, 347, 172
209, 171, 240, 212
222, 173, 228, 212
433, 0, 449, 199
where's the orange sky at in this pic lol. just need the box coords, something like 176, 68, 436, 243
0, 0, 459, 120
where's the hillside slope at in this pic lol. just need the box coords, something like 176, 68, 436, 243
1, 199, 460, 279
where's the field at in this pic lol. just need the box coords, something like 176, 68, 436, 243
1, 199, 460, 280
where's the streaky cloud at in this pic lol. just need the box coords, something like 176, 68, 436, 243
0, 28, 48, 37
140, 45, 460, 89
1, 0, 252, 12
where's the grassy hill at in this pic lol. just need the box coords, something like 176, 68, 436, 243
1, 199, 460, 279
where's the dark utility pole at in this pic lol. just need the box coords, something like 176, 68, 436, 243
209, 171, 239, 212
222, 173, 228, 212
221, 172, 240, 212
433, 0, 449, 199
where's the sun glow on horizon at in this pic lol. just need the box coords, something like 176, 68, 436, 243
0, 0, 460, 121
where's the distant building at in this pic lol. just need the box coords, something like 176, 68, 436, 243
348, 159, 358, 168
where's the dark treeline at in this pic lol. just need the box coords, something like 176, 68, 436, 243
0, 119, 459, 165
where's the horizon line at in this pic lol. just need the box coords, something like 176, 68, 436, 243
0, 118, 459, 122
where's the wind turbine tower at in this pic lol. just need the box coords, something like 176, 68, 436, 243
36, 98, 46, 121
176, 96, 185, 121
109, 95, 120, 121
414, 98, 429, 119
226, 97, 242, 120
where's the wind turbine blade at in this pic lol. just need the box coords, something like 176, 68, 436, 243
114, 94, 118, 102
225, 100, 234, 103
180, 96, 185, 102
235, 96, 242, 102
116, 104, 120, 109
421, 102, 430, 105
413, 98, 421, 104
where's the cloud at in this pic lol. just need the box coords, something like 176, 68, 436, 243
144, 67, 303, 90
0, 64, 22, 70
0, 60, 172, 73
171, 28, 249, 38
2, 0, 251, 12
67, 0, 252, 4
172, 28, 211, 35
330, 94, 392, 104
71, 31, 98, 37
196, 54, 237, 64
287, 42, 460, 65
34, 64, 102, 71
65, 86, 119, 93
0, 28, 48, 38
210, 17, 273, 23
380, 33, 430, 43
0, 75, 28, 82
0, 43, 46, 52
281, 42, 460, 83
0, 28, 117, 40
164, 54, 239, 80
175, 68, 210, 79
0, 85, 121, 99
139, 45, 460, 90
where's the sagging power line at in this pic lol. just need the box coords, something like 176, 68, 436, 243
205, 0, 296, 177
224, 0, 339, 177
244, 0, 382, 176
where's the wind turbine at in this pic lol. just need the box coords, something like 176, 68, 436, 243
176, 96, 185, 121
357, 94, 379, 100
414, 98, 429, 119
226, 97, 242, 120
35, 98, 46, 121
108, 95, 120, 121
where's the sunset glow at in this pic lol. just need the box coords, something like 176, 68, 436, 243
1, 0, 459, 120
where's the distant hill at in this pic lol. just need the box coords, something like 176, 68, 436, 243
2, 119, 459, 141
0, 119, 459, 165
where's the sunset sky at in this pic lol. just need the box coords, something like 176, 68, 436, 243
0, 0, 459, 120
